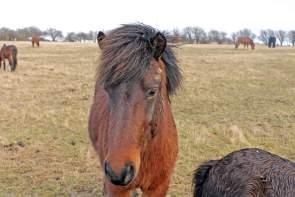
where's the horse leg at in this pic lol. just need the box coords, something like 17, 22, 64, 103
104, 182, 132, 197
8, 56, 15, 71
3, 59, 6, 71
142, 179, 170, 197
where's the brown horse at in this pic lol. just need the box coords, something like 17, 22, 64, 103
193, 148, 295, 197
32, 35, 40, 47
89, 24, 182, 196
235, 36, 255, 49
0, 44, 18, 71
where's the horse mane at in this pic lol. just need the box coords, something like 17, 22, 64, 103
97, 24, 182, 95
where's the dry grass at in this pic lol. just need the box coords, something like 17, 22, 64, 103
0, 42, 294, 196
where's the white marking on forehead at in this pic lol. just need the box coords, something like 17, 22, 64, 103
157, 67, 162, 74
154, 74, 161, 81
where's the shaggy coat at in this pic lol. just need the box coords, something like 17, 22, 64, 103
89, 24, 182, 196
193, 148, 295, 197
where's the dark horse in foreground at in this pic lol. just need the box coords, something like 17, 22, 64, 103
193, 148, 295, 197
31, 35, 40, 47
235, 36, 255, 49
89, 24, 182, 196
0, 44, 18, 71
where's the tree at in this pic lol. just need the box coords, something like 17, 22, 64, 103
231, 32, 237, 43
289, 31, 295, 46
0, 27, 15, 40
45, 28, 63, 41
15, 26, 42, 41
258, 30, 269, 45
182, 26, 194, 43
65, 32, 78, 42
192, 26, 206, 44
208, 30, 227, 44
267, 29, 275, 37
275, 30, 286, 46
238, 28, 256, 39
76, 32, 89, 42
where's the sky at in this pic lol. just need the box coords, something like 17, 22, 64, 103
1, 0, 294, 34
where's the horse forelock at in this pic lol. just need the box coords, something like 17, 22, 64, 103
96, 24, 182, 95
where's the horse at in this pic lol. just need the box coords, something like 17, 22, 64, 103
268, 36, 276, 48
235, 36, 255, 50
31, 35, 40, 47
88, 24, 182, 196
193, 148, 295, 197
0, 44, 18, 71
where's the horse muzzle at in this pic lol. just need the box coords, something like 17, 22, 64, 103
104, 161, 135, 186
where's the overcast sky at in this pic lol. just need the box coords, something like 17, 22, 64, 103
2, 0, 294, 34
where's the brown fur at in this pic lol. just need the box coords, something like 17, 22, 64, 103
0, 44, 17, 71
235, 36, 255, 49
89, 24, 182, 196
32, 35, 40, 47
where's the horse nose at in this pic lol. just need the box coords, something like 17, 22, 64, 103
104, 161, 135, 186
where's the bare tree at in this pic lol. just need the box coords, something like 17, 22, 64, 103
231, 32, 237, 43
238, 28, 256, 39
192, 26, 206, 44
45, 28, 63, 41
182, 26, 194, 43
258, 30, 269, 45
65, 32, 78, 42
289, 31, 295, 46
267, 29, 275, 37
208, 30, 227, 44
0, 27, 15, 40
275, 30, 286, 46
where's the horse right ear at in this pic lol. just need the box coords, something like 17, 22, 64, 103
97, 31, 106, 49
151, 32, 167, 59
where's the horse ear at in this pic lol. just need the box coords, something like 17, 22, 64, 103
97, 31, 106, 49
151, 32, 166, 59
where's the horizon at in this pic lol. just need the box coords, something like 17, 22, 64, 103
1, 0, 294, 35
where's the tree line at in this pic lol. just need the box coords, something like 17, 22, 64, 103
0, 26, 97, 42
0, 26, 294, 46
167, 27, 295, 46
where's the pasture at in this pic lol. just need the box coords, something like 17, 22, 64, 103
0, 42, 295, 196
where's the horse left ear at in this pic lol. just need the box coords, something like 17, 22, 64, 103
97, 31, 106, 49
151, 32, 166, 59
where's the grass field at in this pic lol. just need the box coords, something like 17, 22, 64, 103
0, 42, 295, 196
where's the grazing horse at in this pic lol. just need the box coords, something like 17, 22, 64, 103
0, 44, 18, 71
89, 24, 182, 196
32, 35, 40, 47
235, 36, 255, 49
268, 36, 276, 48
193, 148, 295, 197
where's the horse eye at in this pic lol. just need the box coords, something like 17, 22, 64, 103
146, 88, 157, 98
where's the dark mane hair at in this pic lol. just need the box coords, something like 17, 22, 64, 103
97, 24, 182, 95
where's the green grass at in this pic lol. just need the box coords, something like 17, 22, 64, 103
0, 42, 294, 196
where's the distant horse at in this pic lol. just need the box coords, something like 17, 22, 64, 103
268, 36, 276, 48
89, 24, 182, 196
0, 44, 18, 71
235, 36, 255, 49
32, 35, 40, 47
193, 148, 295, 197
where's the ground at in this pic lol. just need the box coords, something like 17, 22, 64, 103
0, 42, 294, 196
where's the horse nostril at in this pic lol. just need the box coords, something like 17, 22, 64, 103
122, 163, 135, 185
104, 161, 135, 186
